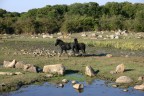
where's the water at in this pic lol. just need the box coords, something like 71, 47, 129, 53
1, 80, 144, 96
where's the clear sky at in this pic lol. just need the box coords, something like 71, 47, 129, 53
0, 0, 143, 13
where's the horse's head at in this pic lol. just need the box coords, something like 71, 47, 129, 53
74, 38, 78, 43
55, 39, 63, 46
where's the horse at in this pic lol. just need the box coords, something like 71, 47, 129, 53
55, 39, 73, 57
72, 38, 86, 54
55, 39, 86, 57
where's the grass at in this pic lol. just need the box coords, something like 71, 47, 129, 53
0, 34, 144, 91
84, 39, 144, 51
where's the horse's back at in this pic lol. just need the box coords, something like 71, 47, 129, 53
64, 43, 72, 50
79, 43, 86, 49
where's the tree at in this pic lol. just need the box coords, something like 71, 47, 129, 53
134, 10, 144, 32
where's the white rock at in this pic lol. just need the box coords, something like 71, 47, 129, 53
138, 76, 144, 81
73, 84, 84, 90
43, 64, 65, 75
45, 74, 53, 78
71, 80, 77, 84
85, 65, 95, 77
3, 59, 16, 68
134, 84, 144, 90
106, 54, 112, 58
0, 72, 13, 76
116, 76, 133, 83
62, 79, 68, 83
14, 72, 23, 75
115, 64, 125, 73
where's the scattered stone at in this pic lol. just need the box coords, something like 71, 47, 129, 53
110, 35, 115, 39
0, 83, 6, 87
106, 54, 112, 58
123, 89, 128, 92
85, 65, 95, 77
71, 80, 77, 84
58, 83, 64, 87
3, 59, 16, 68
134, 84, 144, 90
73, 84, 84, 90
0, 72, 14, 76
125, 55, 129, 58
116, 76, 133, 83
15, 61, 25, 69
23, 64, 38, 73
43, 64, 65, 75
42, 34, 53, 38
14, 72, 23, 75
115, 64, 125, 73
81, 33, 87, 37
138, 76, 144, 81
90, 33, 97, 37
115, 35, 119, 39
62, 79, 68, 83
110, 71, 117, 74
112, 84, 118, 88
45, 74, 53, 78
98, 35, 103, 38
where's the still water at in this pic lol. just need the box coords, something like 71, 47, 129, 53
1, 80, 144, 96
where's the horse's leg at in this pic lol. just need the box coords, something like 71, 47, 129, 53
81, 48, 86, 56
83, 49, 86, 54
72, 46, 76, 56
64, 50, 69, 57
58, 49, 63, 57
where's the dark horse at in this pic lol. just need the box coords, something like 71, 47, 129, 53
55, 39, 86, 56
72, 38, 86, 54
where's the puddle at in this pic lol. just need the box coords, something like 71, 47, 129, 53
1, 80, 144, 96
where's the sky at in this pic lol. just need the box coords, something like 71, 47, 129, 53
0, 0, 144, 13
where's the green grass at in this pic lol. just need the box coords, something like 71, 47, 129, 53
85, 39, 144, 51
0, 34, 144, 91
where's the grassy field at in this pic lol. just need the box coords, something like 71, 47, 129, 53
0, 33, 144, 91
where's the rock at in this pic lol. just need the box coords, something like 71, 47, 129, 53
71, 80, 77, 84
110, 71, 117, 74
45, 74, 53, 78
43, 64, 65, 75
62, 79, 68, 83
138, 76, 144, 81
0, 72, 14, 76
3, 59, 16, 68
115, 36, 119, 39
14, 72, 23, 75
58, 83, 64, 87
0, 83, 6, 87
123, 89, 128, 92
112, 84, 118, 88
85, 65, 95, 77
116, 76, 133, 83
23, 64, 38, 73
106, 54, 112, 58
81, 33, 87, 37
110, 35, 115, 39
98, 35, 103, 38
115, 64, 125, 73
73, 84, 84, 90
134, 84, 144, 90
15, 61, 25, 69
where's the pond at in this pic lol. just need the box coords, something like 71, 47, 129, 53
1, 79, 144, 96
